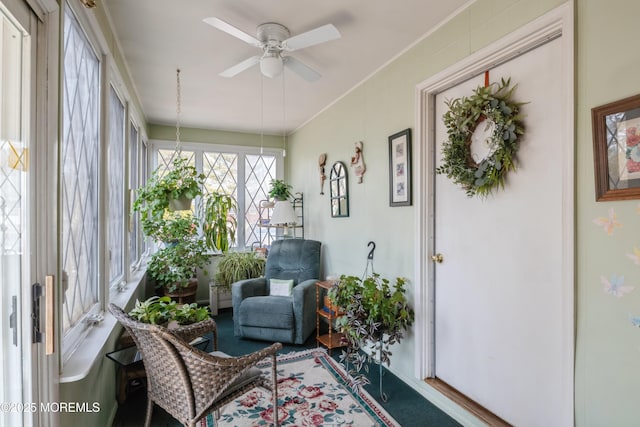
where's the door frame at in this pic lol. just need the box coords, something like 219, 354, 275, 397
413, 1, 574, 421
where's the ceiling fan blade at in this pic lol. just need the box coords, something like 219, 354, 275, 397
220, 55, 261, 77
284, 57, 321, 82
203, 17, 261, 47
283, 24, 341, 51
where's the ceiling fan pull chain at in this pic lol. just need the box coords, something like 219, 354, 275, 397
175, 68, 182, 154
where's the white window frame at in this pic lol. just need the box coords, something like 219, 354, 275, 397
149, 140, 284, 250
60, 0, 103, 361
106, 83, 126, 287
60, 0, 149, 364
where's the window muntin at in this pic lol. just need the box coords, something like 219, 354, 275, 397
61, 3, 101, 332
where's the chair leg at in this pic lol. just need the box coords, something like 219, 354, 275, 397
144, 395, 153, 427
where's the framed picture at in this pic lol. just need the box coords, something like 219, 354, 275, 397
592, 94, 640, 201
388, 128, 412, 206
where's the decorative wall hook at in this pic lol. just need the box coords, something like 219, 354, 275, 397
351, 141, 366, 183
318, 153, 327, 195
367, 241, 376, 260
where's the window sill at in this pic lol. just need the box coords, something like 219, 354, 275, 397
59, 268, 146, 383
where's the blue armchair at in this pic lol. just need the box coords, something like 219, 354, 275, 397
232, 239, 321, 344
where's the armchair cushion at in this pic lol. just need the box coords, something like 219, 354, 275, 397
238, 296, 294, 329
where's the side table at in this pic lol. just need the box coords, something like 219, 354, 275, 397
315, 280, 346, 354
107, 335, 209, 403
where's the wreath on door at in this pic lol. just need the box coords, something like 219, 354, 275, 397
436, 78, 525, 197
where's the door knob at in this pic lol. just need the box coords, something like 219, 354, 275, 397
431, 253, 444, 264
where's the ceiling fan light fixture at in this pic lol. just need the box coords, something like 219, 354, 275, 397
260, 53, 283, 78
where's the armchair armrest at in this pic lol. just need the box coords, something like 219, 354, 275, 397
232, 277, 267, 299
232, 278, 267, 336
292, 279, 318, 344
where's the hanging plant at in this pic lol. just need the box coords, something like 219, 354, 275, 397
133, 156, 205, 237
328, 274, 415, 390
436, 78, 525, 197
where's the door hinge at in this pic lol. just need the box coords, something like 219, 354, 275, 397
32, 283, 42, 344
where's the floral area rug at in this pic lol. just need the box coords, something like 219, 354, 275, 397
202, 348, 399, 427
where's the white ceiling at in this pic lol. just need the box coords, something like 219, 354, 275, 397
103, 0, 470, 135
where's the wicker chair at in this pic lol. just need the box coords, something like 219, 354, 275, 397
109, 304, 282, 427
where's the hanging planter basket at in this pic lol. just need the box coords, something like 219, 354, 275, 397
168, 194, 193, 211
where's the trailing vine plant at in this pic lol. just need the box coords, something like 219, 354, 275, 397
436, 77, 525, 197
328, 274, 415, 390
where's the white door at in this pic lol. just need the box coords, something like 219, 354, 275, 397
433, 37, 567, 426
0, 1, 50, 425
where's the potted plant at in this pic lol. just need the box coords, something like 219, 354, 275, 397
147, 237, 210, 302
133, 157, 241, 307
133, 157, 205, 235
128, 296, 210, 326
268, 179, 292, 201
172, 302, 210, 325
201, 191, 237, 253
214, 251, 265, 291
328, 273, 415, 391
128, 296, 176, 325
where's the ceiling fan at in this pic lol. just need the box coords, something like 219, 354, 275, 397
203, 17, 341, 82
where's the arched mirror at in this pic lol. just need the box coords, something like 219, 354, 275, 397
329, 161, 349, 217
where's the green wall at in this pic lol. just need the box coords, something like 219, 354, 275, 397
289, 0, 564, 410
575, 0, 640, 425
287, 0, 637, 425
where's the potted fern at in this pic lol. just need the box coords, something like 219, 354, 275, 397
328, 273, 415, 394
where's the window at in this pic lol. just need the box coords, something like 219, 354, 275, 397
244, 154, 277, 246
129, 121, 139, 266
152, 145, 281, 249
61, 3, 101, 335
107, 86, 125, 285
61, 3, 149, 363
139, 139, 148, 255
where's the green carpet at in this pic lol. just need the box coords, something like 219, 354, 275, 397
112, 309, 461, 427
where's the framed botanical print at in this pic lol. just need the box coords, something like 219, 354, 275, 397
388, 128, 412, 206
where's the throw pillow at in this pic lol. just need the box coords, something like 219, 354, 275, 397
270, 278, 294, 297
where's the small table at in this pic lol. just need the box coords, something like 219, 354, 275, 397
315, 280, 347, 354
107, 335, 209, 403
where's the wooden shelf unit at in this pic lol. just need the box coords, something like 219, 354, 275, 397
315, 280, 346, 354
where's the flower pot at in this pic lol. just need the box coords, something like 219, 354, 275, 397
168, 195, 192, 211
164, 278, 198, 304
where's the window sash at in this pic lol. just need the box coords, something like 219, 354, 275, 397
129, 121, 139, 267
107, 85, 125, 284
61, 2, 101, 335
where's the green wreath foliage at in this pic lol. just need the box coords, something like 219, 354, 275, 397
436, 78, 525, 197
